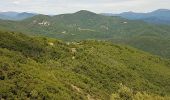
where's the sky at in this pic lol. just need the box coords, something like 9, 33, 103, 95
0, 0, 170, 14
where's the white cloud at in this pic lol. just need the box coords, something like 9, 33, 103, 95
13, 1, 20, 4
0, 0, 170, 14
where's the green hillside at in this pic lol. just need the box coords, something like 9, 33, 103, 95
0, 10, 170, 58
0, 31, 170, 99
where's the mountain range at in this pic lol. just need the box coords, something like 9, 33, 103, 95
102, 9, 170, 25
0, 10, 170, 58
1, 9, 170, 25
0, 11, 36, 20
0, 9, 170, 99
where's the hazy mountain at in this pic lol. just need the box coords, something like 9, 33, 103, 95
0, 11, 37, 20
0, 10, 170, 58
0, 31, 170, 99
0, 11, 19, 17
15, 12, 36, 20
0, 14, 9, 20
107, 9, 170, 25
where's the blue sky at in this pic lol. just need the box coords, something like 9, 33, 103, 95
0, 0, 170, 14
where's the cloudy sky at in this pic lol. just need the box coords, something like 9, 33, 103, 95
0, 0, 170, 14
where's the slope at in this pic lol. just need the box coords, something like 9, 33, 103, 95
0, 31, 170, 99
0, 10, 170, 59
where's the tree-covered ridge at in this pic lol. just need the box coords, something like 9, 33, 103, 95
0, 31, 170, 99
0, 10, 170, 58
113, 9, 170, 25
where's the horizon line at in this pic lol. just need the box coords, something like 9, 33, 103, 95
0, 8, 170, 15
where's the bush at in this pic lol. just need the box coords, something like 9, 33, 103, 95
111, 84, 170, 100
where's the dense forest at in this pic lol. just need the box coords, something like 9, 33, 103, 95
0, 10, 170, 59
0, 31, 170, 99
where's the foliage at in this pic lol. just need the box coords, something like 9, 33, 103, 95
0, 31, 170, 99
111, 84, 170, 100
0, 10, 170, 58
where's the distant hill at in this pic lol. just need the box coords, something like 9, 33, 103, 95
0, 11, 36, 20
104, 9, 170, 25
0, 31, 170, 99
0, 10, 170, 58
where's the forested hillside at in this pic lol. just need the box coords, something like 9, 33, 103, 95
0, 31, 170, 99
0, 10, 170, 58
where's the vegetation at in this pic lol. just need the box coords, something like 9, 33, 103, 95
0, 10, 170, 58
111, 84, 170, 100
0, 31, 170, 99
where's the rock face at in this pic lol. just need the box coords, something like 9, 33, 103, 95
38, 20, 50, 26
71, 48, 77, 53
48, 42, 54, 46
